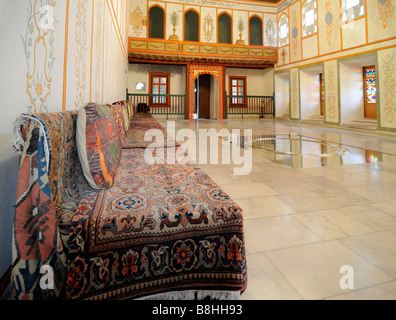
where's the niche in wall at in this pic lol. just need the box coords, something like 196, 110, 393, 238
299, 65, 324, 122
339, 55, 377, 125
274, 71, 290, 119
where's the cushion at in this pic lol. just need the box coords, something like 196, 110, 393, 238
108, 104, 127, 143
76, 103, 122, 189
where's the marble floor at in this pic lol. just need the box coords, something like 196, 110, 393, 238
161, 118, 396, 300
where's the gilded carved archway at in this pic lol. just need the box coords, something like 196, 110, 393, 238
187, 64, 225, 120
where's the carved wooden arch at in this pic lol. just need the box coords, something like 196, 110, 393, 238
187, 64, 225, 120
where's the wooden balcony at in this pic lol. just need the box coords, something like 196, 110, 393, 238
128, 37, 278, 67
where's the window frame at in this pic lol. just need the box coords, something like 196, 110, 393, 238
229, 76, 247, 108
341, 0, 365, 24
302, 0, 318, 39
149, 73, 170, 107
278, 13, 289, 48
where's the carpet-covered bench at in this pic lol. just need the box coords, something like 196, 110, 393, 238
10, 102, 247, 300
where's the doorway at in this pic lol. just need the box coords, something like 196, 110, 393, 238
274, 71, 290, 119
198, 74, 211, 119
339, 55, 378, 128
300, 65, 324, 123
194, 74, 219, 119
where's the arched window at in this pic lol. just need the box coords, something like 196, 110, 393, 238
278, 14, 289, 47
184, 9, 199, 42
149, 6, 164, 39
302, 0, 317, 37
249, 16, 263, 46
341, 0, 365, 23
218, 13, 232, 44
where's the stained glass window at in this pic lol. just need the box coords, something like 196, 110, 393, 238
302, 0, 317, 37
278, 14, 289, 47
365, 66, 376, 104
341, 0, 365, 23
320, 74, 325, 104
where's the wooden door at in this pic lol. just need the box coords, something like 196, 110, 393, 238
199, 74, 211, 119
363, 66, 377, 119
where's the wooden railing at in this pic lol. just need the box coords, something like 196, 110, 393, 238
127, 90, 187, 118
226, 95, 275, 118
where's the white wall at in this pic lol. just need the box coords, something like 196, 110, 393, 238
0, 0, 129, 281
339, 56, 376, 124
274, 72, 290, 117
128, 64, 186, 95
339, 62, 364, 124
300, 67, 323, 120
225, 67, 274, 96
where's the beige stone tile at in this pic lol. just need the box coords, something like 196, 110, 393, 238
339, 205, 396, 231
341, 231, 396, 278
314, 187, 371, 206
237, 196, 296, 220
324, 171, 396, 187
276, 192, 341, 213
244, 216, 321, 253
326, 281, 396, 300
208, 173, 253, 186
264, 178, 315, 194
296, 166, 344, 177
266, 241, 392, 300
241, 253, 303, 300
292, 212, 347, 240
345, 183, 396, 202
220, 182, 278, 200
317, 209, 374, 237
300, 176, 344, 190
370, 201, 396, 217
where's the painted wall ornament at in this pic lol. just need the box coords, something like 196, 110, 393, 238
75, 0, 88, 108
378, 0, 394, 29
131, 6, 146, 37
202, 14, 214, 42
22, 0, 57, 113
326, 64, 337, 120
264, 18, 276, 47
325, 0, 333, 46
169, 11, 180, 41
236, 18, 245, 45
382, 54, 396, 124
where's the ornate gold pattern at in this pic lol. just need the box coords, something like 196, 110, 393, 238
378, 0, 394, 29
325, 0, 333, 46
291, 69, 299, 119
382, 54, 395, 123
326, 64, 337, 120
